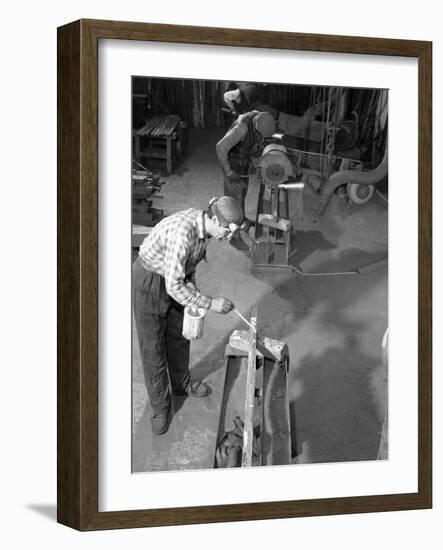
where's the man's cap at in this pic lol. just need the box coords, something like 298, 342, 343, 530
209, 196, 244, 227
243, 83, 259, 103
254, 111, 276, 137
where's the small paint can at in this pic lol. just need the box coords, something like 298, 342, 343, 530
182, 306, 206, 340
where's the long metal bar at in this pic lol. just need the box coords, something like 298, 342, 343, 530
241, 307, 258, 467
233, 308, 256, 332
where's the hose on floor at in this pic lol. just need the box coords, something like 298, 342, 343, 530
290, 265, 358, 277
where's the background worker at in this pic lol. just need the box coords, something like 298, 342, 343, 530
223, 82, 279, 119
223, 82, 260, 117
133, 196, 245, 435
216, 110, 276, 250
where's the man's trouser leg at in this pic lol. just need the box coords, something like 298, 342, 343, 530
133, 259, 172, 416
223, 170, 249, 213
166, 301, 190, 394
223, 166, 252, 249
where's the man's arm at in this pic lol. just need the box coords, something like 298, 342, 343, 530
187, 270, 196, 287
164, 231, 211, 309
216, 122, 248, 177
164, 232, 235, 315
223, 89, 240, 111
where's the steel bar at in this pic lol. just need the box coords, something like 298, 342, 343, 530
241, 307, 258, 467
233, 308, 256, 332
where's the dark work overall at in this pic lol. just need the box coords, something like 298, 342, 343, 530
223, 113, 262, 212
132, 257, 190, 416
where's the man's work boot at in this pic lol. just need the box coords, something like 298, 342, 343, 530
151, 409, 170, 436
173, 380, 211, 398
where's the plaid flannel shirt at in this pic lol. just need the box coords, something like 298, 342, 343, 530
138, 209, 212, 309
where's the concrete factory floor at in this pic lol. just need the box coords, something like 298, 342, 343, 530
132, 128, 388, 473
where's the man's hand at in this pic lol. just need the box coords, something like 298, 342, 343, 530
240, 218, 252, 232
227, 170, 240, 183
209, 297, 234, 314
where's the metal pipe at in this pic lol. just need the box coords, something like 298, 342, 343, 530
336, 88, 349, 124
233, 308, 256, 332
278, 182, 305, 190
318, 144, 388, 214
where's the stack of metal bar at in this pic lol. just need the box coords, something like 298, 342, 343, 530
136, 115, 181, 137
135, 114, 184, 175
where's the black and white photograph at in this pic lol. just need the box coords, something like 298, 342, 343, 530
131, 77, 389, 473
4, 0, 439, 544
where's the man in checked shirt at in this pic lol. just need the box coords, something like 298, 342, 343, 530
133, 196, 245, 435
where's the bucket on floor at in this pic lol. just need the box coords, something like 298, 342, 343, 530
182, 306, 206, 340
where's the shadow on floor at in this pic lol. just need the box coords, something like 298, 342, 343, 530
26, 504, 57, 522
255, 257, 387, 464
290, 230, 337, 267
290, 332, 384, 463
189, 338, 228, 382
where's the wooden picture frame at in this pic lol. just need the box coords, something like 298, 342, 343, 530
57, 19, 432, 530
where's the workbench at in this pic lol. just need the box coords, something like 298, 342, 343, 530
134, 114, 187, 175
